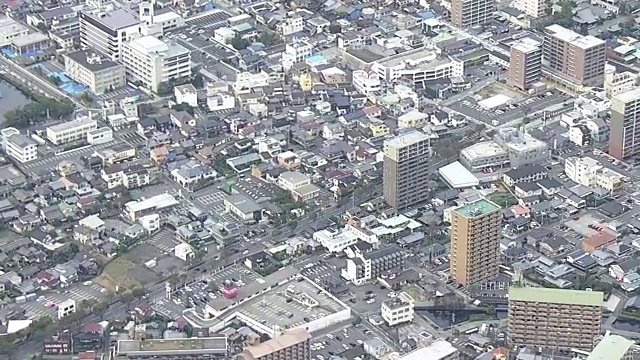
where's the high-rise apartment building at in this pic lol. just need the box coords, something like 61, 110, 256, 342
450, 198, 501, 286
236, 329, 311, 360
542, 25, 606, 88
508, 287, 603, 351
383, 131, 431, 209
507, 38, 542, 91
609, 88, 640, 160
450, 0, 495, 28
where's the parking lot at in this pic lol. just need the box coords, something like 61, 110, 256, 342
185, 10, 232, 28
301, 264, 339, 286
21, 282, 107, 319
21, 141, 116, 173
195, 191, 226, 213
146, 228, 181, 253
96, 86, 145, 102
235, 177, 280, 201
311, 325, 371, 360
118, 131, 147, 146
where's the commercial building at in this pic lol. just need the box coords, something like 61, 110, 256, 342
80, 9, 141, 61
124, 193, 179, 221
0, 17, 29, 47
542, 25, 606, 88
57, 299, 76, 319
0, 128, 37, 163
236, 329, 310, 360
381, 292, 414, 326
565, 156, 623, 192
282, 40, 312, 68
450, 0, 495, 28
373, 50, 464, 87
352, 70, 381, 100
10, 32, 50, 56
46, 117, 98, 145
511, 0, 547, 17
116, 337, 228, 359
64, 50, 126, 94
450, 198, 501, 286
460, 141, 509, 172
604, 64, 637, 99
122, 35, 191, 93
494, 127, 549, 169
383, 131, 432, 209
507, 37, 542, 91
609, 88, 640, 160
87, 127, 113, 145
342, 246, 404, 286
224, 194, 263, 223
586, 334, 634, 360
508, 287, 603, 351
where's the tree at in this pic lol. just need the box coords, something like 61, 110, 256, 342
131, 286, 147, 300
229, 36, 250, 50
156, 82, 172, 96
119, 290, 135, 307
171, 103, 194, 115
191, 73, 205, 89
258, 32, 281, 46
329, 24, 342, 34
94, 301, 110, 320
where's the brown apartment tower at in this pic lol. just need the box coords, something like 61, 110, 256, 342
451, 0, 495, 27
383, 131, 431, 209
609, 88, 640, 160
236, 329, 311, 360
450, 198, 501, 286
508, 287, 603, 351
507, 38, 542, 91
542, 24, 606, 87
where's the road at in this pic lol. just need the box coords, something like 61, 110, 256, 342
441, 22, 509, 57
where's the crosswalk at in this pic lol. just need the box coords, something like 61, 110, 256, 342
21, 141, 116, 172
153, 299, 186, 318
119, 132, 147, 146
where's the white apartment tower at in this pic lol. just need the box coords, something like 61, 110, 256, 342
122, 36, 191, 93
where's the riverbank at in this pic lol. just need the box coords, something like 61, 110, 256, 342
0, 74, 35, 121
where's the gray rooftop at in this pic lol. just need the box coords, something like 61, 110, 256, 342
82, 9, 140, 30
7, 134, 36, 148
65, 50, 121, 72
226, 194, 262, 214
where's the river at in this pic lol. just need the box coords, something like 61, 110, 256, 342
0, 80, 33, 122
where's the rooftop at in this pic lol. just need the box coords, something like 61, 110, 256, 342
545, 24, 604, 49
586, 334, 634, 360
511, 37, 541, 53
398, 340, 458, 360
47, 118, 97, 133
125, 193, 179, 213
226, 194, 262, 214
82, 9, 140, 31
117, 337, 227, 355
65, 50, 121, 72
454, 198, 500, 218
11, 32, 49, 47
461, 141, 507, 159
508, 287, 603, 307
384, 131, 430, 149
243, 329, 311, 358
128, 35, 190, 58
615, 87, 640, 103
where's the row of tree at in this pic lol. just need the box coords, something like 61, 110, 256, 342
4, 97, 75, 129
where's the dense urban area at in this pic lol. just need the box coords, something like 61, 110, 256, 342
0, 0, 637, 358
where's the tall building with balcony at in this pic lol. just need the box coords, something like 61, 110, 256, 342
542, 25, 606, 88
383, 131, 432, 209
450, 0, 495, 27
236, 329, 311, 360
508, 287, 603, 351
507, 37, 542, 91
609, 88, 640, 160
121, 35, 191, 93
450, 198, 501, 286
381, 292, 414, 326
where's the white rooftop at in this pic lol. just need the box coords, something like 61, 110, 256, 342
125, 193, 179, 213
615, 87, 640, 103
384, 131, 430, 149
461, 141, 507, 159
48, 118, 97, 133
128, 35, 190, 58
512, 37, 541, 53
398, 340, 458, 360
439, 161, 480, 189
478, 94, 511, 109
545, 24, 604, 49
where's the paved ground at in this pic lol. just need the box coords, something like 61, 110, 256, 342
146, 228, 182, 253
194, 191, 226, 213
21, 282, 107, 319
22, 141, 116, 173
311, 325, 371, 359
118, 131, 147, 147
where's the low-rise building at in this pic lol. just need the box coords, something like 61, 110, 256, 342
224, 194, 262, 223
381, 292, 414, 326
0, 127, 37, 163
342, 246, 404, 285
64, 51, 126, 94
10, 32, 50, 55
0, 17, 29, 47
586, 334, 634, 360
565, 156, 623, 192
46, 117, 98, 145
236, 329, 310, 360
174, 84, 198, 107
57, 299, 76, 319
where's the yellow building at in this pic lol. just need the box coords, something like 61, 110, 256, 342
299, 73, 313, 92
369, 122, 390, 137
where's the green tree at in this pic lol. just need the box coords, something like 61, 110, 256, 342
171, 103, 195, 115
131, 286, 147, 300
229, 36, 250, 50
94, 301, 110, 320
258, 32, 281, 46
119, 290, 135, 307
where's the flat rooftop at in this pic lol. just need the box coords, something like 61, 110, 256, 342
384, 131, 430, 149
82, 9, 140, 31
455, 198, 500, 218
47, 118, 97, 133
508, 287, 604, 307
243, 329, 311, 358
399, 339, 457, 360
117, 337, 227, 354
511, 37, 541, 53
615, 87, 640, 103
586, 334, 634, 360
377, 47, 442, 68
545, 24, 604, 49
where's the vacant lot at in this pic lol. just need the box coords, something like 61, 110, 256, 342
475, 82, 523, 101
95, 257, 141, 292
487, 191, 518, 208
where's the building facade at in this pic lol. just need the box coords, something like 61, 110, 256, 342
507, 38, 542, 91
450, 198, 501, 286
237, 329, 310, 360
564, 156, 623, 192
542, 25, 606, 88
383, 131, 432, 209
0, 127, 37, 163
450, 0, 495, 27
343, 246, 404, 285
46, 117, 98, 145
79, 9, 141, 61
64, 50, 126, 94
381, 292, 415, 326
508, 287, 603, 351
609, 88, 640, 160
122, 35, 191, 93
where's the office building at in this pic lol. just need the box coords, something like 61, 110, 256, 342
343, 246, 404, 286
609, 88, 640, 160
58, 299, 76, 319
122, 35, 191, 93
64, 50, 126, 94
381, 292, 415, 326
564, 156, 623, 192
542, 25, 606, 88
450, 198, 501, 286
507, 38, 542, 91
0, 127, 37, 163
80, 9, 141, 61
586, 334, 634, 360
512, 0, 547, 18
116, 337, 228, 359
383, 131, 431, 208
0, 16, 29, 46
46, 117, 98, 145
236, 329, 310, 360
450, 0, 495, 28
508, 287, 603, 351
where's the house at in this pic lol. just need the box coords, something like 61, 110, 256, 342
539, 236, 571, 257
502, 165, 547, 187
170, 161, 217, 190
610, 258, 640, 281
583, 230, 618, 253
514, 182, 543, 198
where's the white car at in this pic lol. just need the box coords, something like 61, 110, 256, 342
242, 249, 250, 255
357, 340, 363, 345
326, 334, 334, 339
